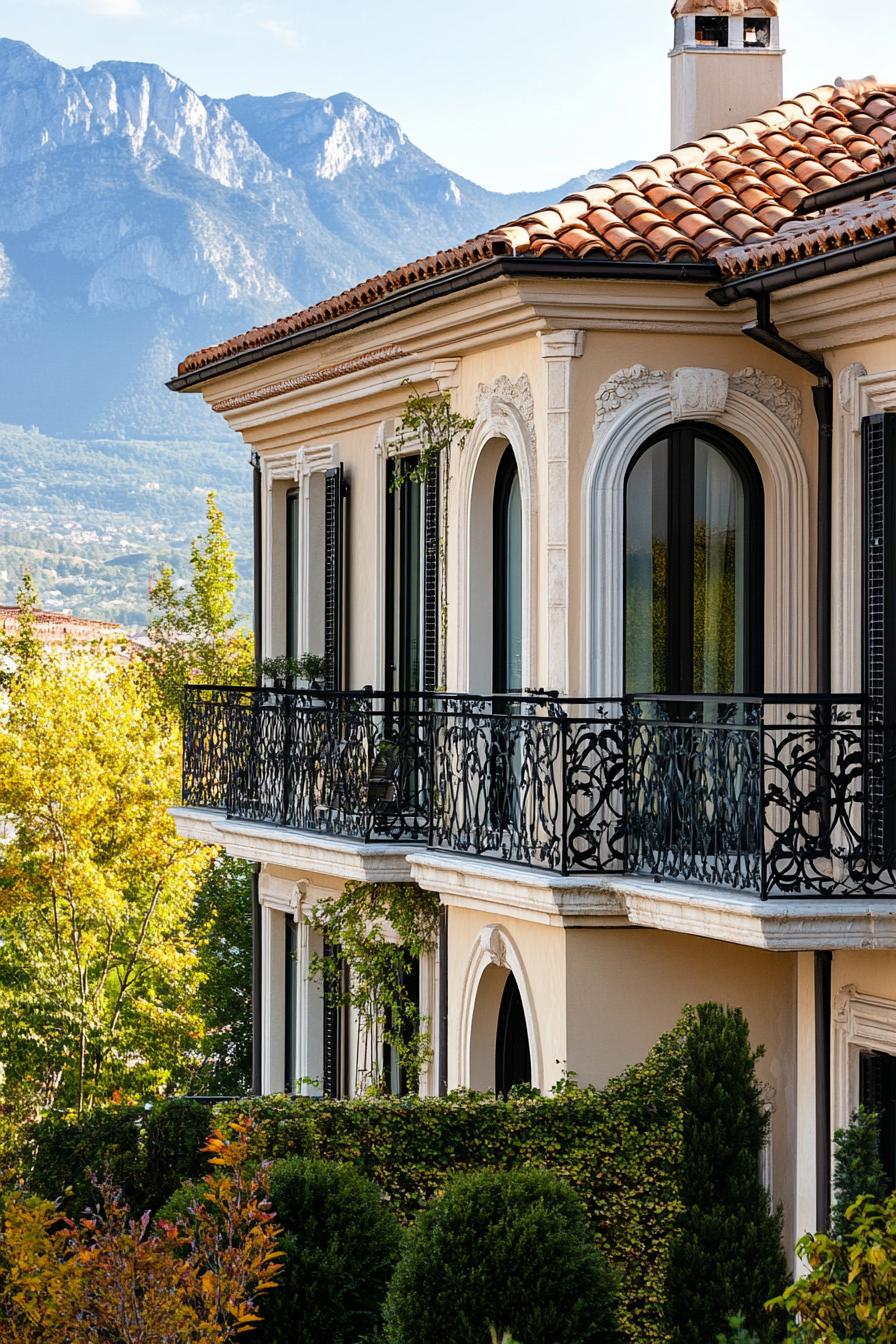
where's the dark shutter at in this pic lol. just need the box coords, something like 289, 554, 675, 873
324, 465, 346, 691
322, 938, 342, 1099
862, 414, 896, 859
422, 462, 441, 694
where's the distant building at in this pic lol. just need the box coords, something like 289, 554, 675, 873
0, 606, 129, 650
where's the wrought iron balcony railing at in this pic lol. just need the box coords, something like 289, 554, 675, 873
182, 686, 896, 900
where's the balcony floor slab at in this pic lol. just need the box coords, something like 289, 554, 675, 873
410, 853, 896, 949
169, 807, 418, 884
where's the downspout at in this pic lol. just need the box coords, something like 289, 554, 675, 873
743, 294, 834, 695
251, 451, 264, 1096
742, 296, 834, 1229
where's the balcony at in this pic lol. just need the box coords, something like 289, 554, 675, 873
182, 686, 896, 900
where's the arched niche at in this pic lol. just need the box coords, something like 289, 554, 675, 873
458, 924, 541, 1092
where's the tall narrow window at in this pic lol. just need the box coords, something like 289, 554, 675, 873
387, 459, 425, 693
383, 957, 421, 1097
284, 917, 297, 1094
286, 489, 300, 660
624, 425, 763, 697
493, 447, 523, 694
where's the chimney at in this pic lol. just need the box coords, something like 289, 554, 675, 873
670, 1, 784, 147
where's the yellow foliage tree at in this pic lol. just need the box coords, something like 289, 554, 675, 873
0, 610, 211, 1117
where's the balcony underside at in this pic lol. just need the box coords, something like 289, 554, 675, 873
181, 686, 896, 905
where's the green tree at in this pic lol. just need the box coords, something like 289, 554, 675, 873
831, 1106, 889, 1238
0, 610, 210, 1120
144, 492, 253, 717
143, 497, 255, 1098
667, 1003, 788, 1344
188, 857, 254, 1098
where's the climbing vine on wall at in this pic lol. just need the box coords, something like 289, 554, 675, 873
307, 882, 441, 1096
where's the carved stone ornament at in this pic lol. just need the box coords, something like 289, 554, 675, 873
594, 364, 802, 439
594, 365, 669, 424
477, 374, 535, 444
838, 363, 868, 413
730, 368, 802, 438
832, 983, 858, 1024
670, 367, 730, 422
290, 880, 309, 922
479, 925, 508, 969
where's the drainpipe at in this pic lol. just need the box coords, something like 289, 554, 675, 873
250, 451, 264, 1096
742, 296, 834, 1229
743, 294, 834, 695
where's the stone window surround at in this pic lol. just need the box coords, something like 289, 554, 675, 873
832, 983, 896, 1136
583, 364, 810, 698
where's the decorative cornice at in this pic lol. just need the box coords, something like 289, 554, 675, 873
477, 373, 535, 444
211, 344, 408, 413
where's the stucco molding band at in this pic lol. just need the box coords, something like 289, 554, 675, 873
455, 373, 538, 690
584, 364, 810, 698
457, 922, 544, 1090
832, 985, 896, 1138
210, 344, 409, 413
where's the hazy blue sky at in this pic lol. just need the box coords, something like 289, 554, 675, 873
4, 0, 895, 191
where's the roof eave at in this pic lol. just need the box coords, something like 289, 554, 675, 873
169, 255, 721, 394
709, 232, 896, 306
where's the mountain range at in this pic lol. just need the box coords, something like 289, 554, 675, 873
0, 36, 635, 623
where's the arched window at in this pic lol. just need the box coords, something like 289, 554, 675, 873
624, 423, 764, 696
495, 971, 532, 1095
493, 446, 523, 693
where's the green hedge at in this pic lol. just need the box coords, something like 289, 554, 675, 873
216, 1021, 688, 1344
26, 1099, 211, 1215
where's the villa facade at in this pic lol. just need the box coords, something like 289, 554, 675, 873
170, 0, 896, 1253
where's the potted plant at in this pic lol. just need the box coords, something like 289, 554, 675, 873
260, 652, 327, 693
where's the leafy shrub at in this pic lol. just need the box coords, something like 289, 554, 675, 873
382, 1168, 619, 1344
831, 1105, 889, 1238
770, 1190, 896, 1341
217, 1019, 685, 1344
0, 1118, 283, 1344
27, 1099, 210, 1215
667, 1003, 788, 1344
258, 1157, 403, 1343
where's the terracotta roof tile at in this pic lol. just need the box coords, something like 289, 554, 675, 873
178, 81, 896, 377
721, 185, 896, 276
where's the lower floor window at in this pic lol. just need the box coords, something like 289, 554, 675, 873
860, 1050, 896, 1189
383, 959, 421, 1097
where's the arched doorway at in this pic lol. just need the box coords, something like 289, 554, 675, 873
495, 971, 532, 1095
624, 423, 764, 696
468, 959, 534, 1094
493, 445, 523, 694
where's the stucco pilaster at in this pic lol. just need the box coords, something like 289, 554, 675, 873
540, 330, 583, 694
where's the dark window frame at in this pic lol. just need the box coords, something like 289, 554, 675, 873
284, 916, 297, 1094
623, 421, 765, 697
286, 487, 300, 661
493, 445, 523, 695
